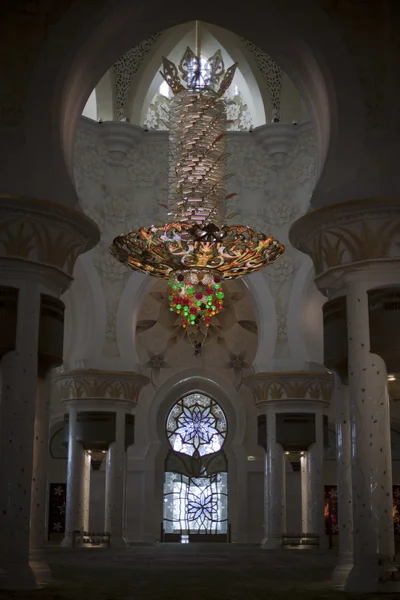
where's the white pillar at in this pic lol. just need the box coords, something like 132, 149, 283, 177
332, 378, 353, 588
29, 373, 53, 584
300, 453, 309, 534
83, 452, 91, 532
61, 407, 90, 546
104, 410, 126, 546
0, 281, 41, 588
345, 281, 395, 593
302, 410, 326, 548
261, 409, 285, 549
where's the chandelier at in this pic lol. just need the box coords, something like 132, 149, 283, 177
110, 44, 284, 331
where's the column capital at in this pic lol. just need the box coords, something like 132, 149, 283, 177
289, 197, 400, 291
244, 370, 333, 409
54, 368, 149, 411
0, 194, 100, 286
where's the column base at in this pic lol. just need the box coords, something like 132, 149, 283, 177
331, 552, 353, 589
0, 554, 50, 590
261, 535, 282, 549
60, 532, 76, 547
345, 561, 381, 593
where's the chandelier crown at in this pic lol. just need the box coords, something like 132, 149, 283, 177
161, 47, 238, 96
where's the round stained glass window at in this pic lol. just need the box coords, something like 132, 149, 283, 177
166, 393, 227, 457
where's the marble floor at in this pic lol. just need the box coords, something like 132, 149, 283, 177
0, 544, 399, 600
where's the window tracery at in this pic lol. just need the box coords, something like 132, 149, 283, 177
166, 393, 227, 457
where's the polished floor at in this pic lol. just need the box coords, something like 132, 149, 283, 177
0, 544, 399, 600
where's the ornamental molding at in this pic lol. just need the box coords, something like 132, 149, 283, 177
54, 369, 149, 406
253, 123, 298, 166
289, 197, 400, 280
113, 33, 162, 120
0, 194, 100, 277
240, 38, 283, 119
98, 121, 143, 157
244, 371, 333, 405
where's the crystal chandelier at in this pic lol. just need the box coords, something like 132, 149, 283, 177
110, 44, 284, 331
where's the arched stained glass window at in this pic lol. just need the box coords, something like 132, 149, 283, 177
163, 393, 228, 540
166, 393, 227, 457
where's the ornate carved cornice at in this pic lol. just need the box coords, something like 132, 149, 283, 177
54, 369, 149, 406
0, 194, 100, 276
244, 371, 333, 405
289, 197, 400, 283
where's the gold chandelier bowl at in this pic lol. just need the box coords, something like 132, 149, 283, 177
110, 221, 285, 280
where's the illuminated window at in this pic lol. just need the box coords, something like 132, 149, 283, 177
166, 393, 227, 457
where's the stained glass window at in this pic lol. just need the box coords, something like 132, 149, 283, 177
164, 472, 228, 534
166, 393, 227, 457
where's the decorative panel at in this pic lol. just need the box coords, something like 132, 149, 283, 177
323, 296, 348, 383
394, 485, 400, 535
64, 411, 116, 451
368, 286, 400, 375
48, 483, 66, 540
125, 413, 135, 450
257, 414, 267, 451
38, 294, 65, 378
0, 286, 19, 359
324, 485, 338, 535
276, 412, 315, 451
324, 484, 400, 535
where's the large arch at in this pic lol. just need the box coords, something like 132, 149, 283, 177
127, 22, 268, 128
23, 0, 363, 210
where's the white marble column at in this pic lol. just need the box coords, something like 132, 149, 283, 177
29, 373, 53, 584
0, 281, 41, 588
332, 378, 353, 588
261, 409, 286, 549
345, 281, 395, 593
104, 410, 127, 545
61, 407, 90, 546
302, 411, 326, 548
300, 453, 309, 534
